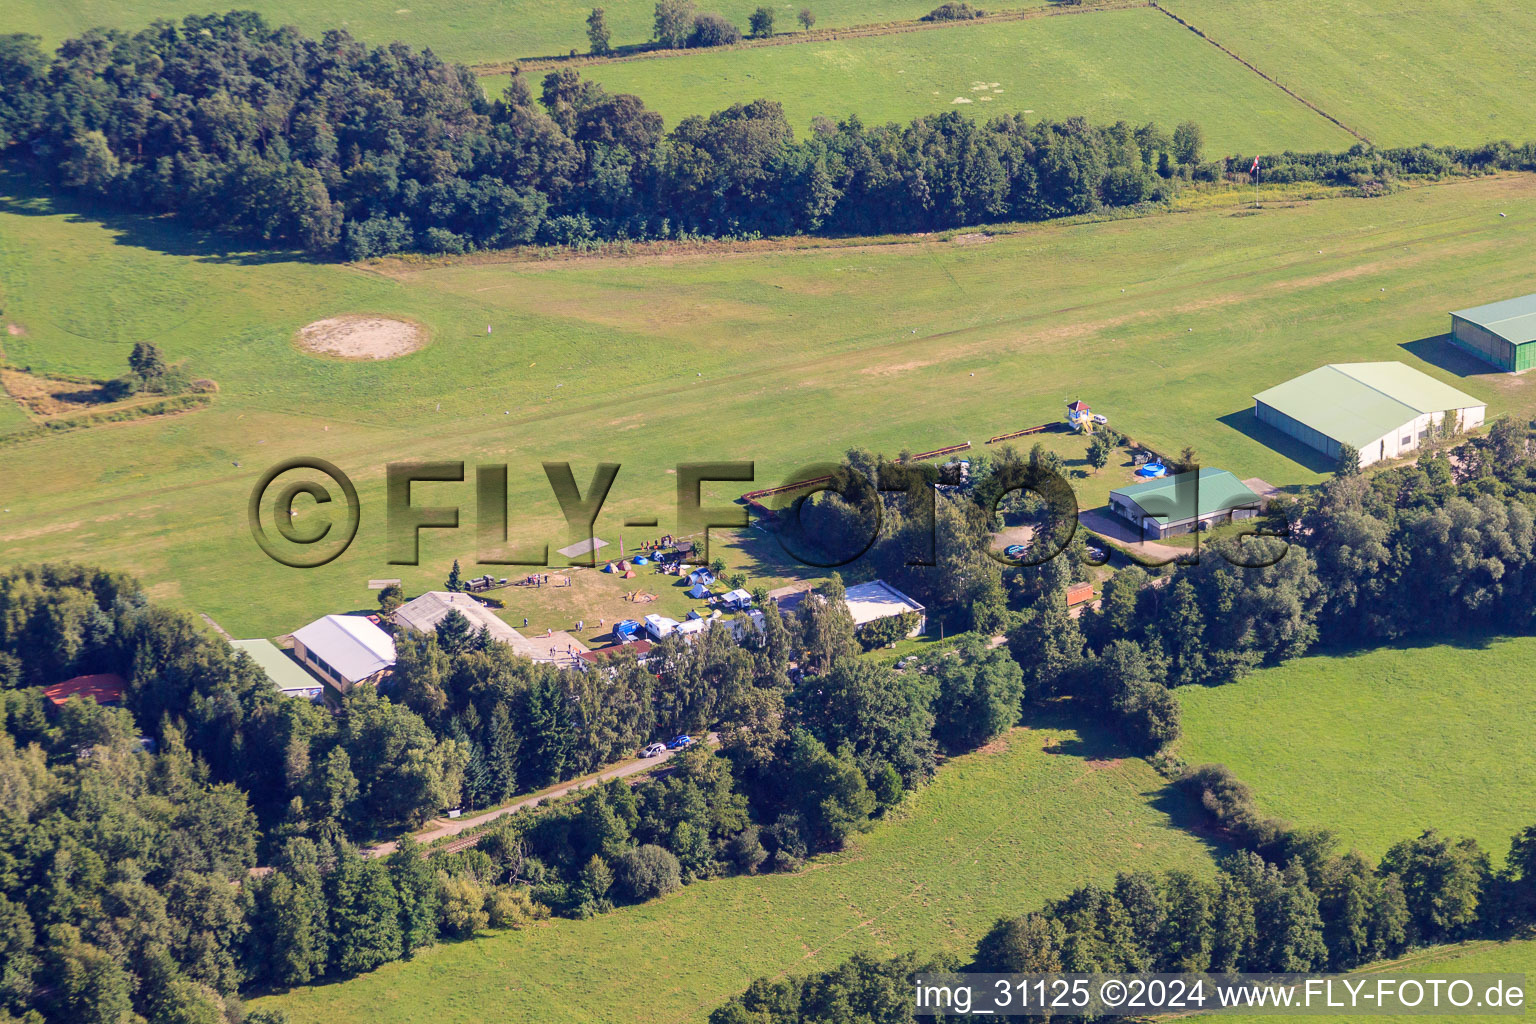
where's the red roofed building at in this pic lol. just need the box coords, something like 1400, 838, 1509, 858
574, 641, 654, 671
43, 673, 127, 709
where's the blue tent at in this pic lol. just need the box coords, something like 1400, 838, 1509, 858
688, 583, 710, 599
634, 555, 650, 565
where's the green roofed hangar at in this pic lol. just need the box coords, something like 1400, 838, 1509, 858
1253, 362, 1485, 470
1108, 467, 1262, 540
1450, 292, 1536, 372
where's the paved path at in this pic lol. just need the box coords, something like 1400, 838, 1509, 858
1077, 508, 1192, 563
364, 734, 717, 857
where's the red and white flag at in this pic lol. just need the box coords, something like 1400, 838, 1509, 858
1250, 156, 1261, 175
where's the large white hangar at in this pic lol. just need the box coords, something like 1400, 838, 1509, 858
1253, 362, 1485, 469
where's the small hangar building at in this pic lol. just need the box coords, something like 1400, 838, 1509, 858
1253, 362, 1485, 469
1450, 293, 1536, 372
1109, 468, 1262, 539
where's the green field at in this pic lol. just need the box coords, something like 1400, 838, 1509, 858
1, 0, 1053, 66
545, 6, 1353, 153
5, 172, 1536, 640
1163, 0, 1536, 148
1208, 939, 1536, 1024
1178, 637, 1536, 862
255, 718, 1216, 1024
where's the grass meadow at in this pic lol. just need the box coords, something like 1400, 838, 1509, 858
1161, 0, 1536, 148
254, 716, 1218, 1023
533, 6, 1355, 153
2, 0, 1057, 66
5, 171, 1536, 639
1212, 939, 1536, 1024
1177, 636, 1536, 862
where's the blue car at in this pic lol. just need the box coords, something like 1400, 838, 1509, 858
667, 734, 694, 750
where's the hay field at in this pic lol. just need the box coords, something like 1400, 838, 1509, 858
550, 6, 1355, 153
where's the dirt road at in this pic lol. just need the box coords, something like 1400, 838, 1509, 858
365, 734, 716, 857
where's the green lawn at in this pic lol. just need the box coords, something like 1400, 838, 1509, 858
254, 717, 1217, 1024
547, 6, 1353, 153
5, 172, 1536, 639
1208, 939, 1536, 1024
2, 0, 1054, 67
1177, 637, 1536, 863
1162, 0, 1536, 147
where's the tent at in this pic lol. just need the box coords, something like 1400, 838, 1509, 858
634, 555, 650, 565
688, 583, 710, 599
687, 567, 715, 585
556, 537, 609, 559
621, 570, 636, 578
602, 562, 615, 573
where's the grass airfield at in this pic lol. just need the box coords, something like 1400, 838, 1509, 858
4, 172, 1536, 638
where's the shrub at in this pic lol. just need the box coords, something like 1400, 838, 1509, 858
485, 886, 546, 928
615, 844, 682, 901
921, 2, 982, 20
438, 874, 489, 936
857, 611, 920, 650
688, 12, 742, 46
748, 5, 775, 36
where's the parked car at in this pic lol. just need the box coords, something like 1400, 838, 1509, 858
641, 742, 666, 758
667, 734, 694, 750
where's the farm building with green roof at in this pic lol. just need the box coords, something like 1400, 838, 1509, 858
1108, 467, 1262, 539
1450, 293, 1536, 372
1253, 362, 1485, 469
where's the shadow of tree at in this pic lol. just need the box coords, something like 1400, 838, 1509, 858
1018, 701, 1234, 863
0, 167, 312, 268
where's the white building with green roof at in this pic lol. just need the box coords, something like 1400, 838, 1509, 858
1108, 467, 1262, 540
1253, 362, 1485, 469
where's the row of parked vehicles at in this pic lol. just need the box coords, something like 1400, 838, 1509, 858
641, 734, 694, 758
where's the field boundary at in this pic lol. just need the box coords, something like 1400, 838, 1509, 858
1149, 2, 1371, 144
474, 1, 1152, 75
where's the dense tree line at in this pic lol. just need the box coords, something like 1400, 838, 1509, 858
0, 13, 1196, 258
3, 15, 1534, 260
711, 818, 1536, 1022
0, 559, 1032, 1019
0, 715, 264, 1024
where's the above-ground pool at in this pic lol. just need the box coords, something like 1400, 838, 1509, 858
1137, 462, 1167, 478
